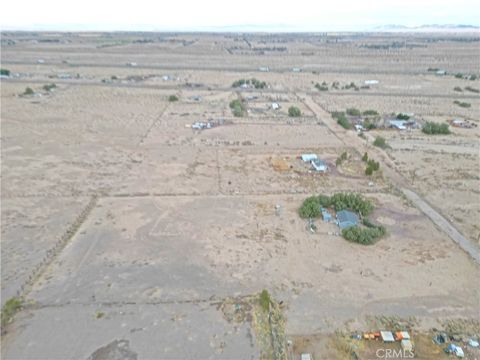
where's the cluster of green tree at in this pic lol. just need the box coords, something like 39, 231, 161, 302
332, 112, 351, 129
331, 81, 340, 90
453, 100, 471, 108
299, 193, 386, 245
454, 86, 463, 92
231, 78, 267, 89
362, 153, 380, 175
168, 94, 179, 102
43, 83, 57, 92
299, 192, 374, 219
315, 82, 329, 91
229, 99, 246, 117
342, 221, 386, 245
422, 121, 450, 135
454, 73, 478, 80
1, 68, 10, 76
396, 113, 410, 120
335, 151, 348, 166
373, 136, 388, 149
288, 106, 301, 117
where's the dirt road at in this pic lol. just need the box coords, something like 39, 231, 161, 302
301, 93, 480, 263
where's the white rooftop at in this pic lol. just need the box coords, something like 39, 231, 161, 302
380, 331, 395, 342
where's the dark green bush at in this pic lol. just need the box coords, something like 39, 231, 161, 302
337, 115, 351, 129
300, 193, 373, 218
1, 297, 22, 328
23, 87, 34, 95
315, 83, 328, 91
422, 121, 450, 135
299, 196, 321, 218
362, 110, 378, 116
453, 100, 471, 108
229, 99, 246, 117
373, 136, 388, 149
232, 78, 267, 89
342, 224, 386, 245
0, 68, 10, 76
464, 86, 479, 93
43, 83, 56, 92
168, 95, 179, 102
396, 113, 410, 120
346, 108, 361, 116
259, 290, 271, 312
288, 106, 301, 117
453, 86, 463, 92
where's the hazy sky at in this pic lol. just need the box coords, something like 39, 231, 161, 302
1, 0, 479, 31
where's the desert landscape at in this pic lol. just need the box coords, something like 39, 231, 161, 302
1, 31, 479, 359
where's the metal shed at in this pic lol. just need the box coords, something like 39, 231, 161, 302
311, 159, 327, 172
336, 210, 359, 229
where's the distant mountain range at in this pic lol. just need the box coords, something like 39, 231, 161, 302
375, 24, 479, 30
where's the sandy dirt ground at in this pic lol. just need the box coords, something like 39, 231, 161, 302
1, 32, 479, 359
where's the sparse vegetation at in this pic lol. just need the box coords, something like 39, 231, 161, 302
232, 78, 267, 89
362, 152, 368, 162
168, 95, 179, 102
1, 297, 23, 328
229, 99, 246, 117
22, 87, 34, 96
422, 121, 451, 135
96, 311, 105, 319
346, 107, 361, 116
336, 151, 348, 166
365, 159, 380, 176
259, 290, 271, 312
43, 83, 56, 92
464, 86, 479, 93
344, 82, 359, 91
1, 68, 11, 76
363, 119, 377, 130
373, 136, 388, 149
332, 112, 351, 129
315, 82, 329, 91
454, 100, 471, 108
288, 106, 301, 117
362, 110, 378, 116
396, 113, 410, 120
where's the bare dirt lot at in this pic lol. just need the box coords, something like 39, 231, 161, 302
1, 32, 479, 359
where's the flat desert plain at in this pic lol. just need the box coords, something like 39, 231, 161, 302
1, 32, 479, 359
